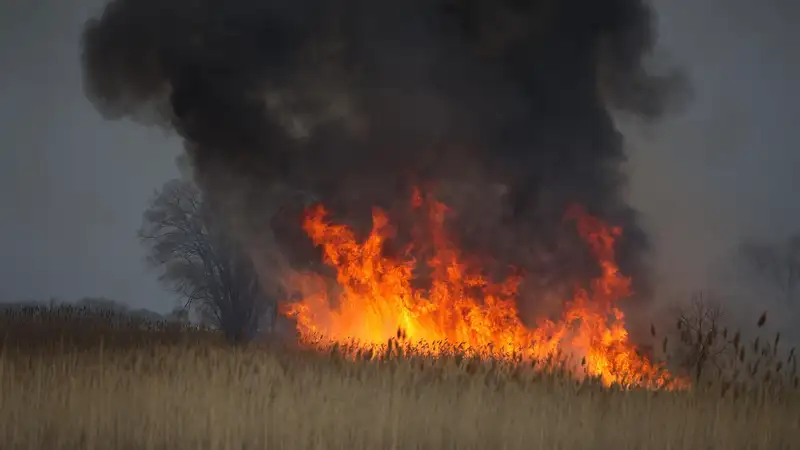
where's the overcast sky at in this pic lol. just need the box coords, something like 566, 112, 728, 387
629, 0, 800, 298
0, 0, 798, 313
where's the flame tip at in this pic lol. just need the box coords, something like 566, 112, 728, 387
282, 188, 680, 390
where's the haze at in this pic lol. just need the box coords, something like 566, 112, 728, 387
0, 0, 797, 314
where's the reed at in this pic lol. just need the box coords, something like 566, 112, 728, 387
1, 306, 799, 449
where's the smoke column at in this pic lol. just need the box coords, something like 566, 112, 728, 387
81, 0, 687, 320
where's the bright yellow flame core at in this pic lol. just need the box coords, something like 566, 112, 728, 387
280, 188, 685, 390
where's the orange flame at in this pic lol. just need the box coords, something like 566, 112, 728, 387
280, 187, 685, 390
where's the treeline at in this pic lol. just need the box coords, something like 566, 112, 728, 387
0, 297, 178, 325
0, 299, 224, 352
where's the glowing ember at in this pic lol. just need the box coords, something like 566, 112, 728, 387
280, 188, 684, 390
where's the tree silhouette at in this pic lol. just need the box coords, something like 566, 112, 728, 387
139, 178, 273, 343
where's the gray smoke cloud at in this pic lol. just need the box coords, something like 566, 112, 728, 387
80, 0, 688, 320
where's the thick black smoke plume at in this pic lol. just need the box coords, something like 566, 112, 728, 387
82, 0, 687, 319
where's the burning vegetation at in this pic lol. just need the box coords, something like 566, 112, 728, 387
80, 0, 690, 338
80, 0, 690, 390
280, 187, 684, 389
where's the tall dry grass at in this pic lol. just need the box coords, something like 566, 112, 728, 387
1, 305, 799, 449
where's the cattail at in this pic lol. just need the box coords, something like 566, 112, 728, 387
662, 336, 668, 354
753, 337, 760, 353
733, 331, 741, 350
650, 323, 656, 337
757, 311, 767, 327
774, 332, 781, 356
751, 359, 761, 376
385, 338, 394, 359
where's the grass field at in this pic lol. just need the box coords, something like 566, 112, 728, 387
2, 305, 799, 449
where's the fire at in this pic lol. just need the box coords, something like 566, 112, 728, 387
280, 187, 684, 390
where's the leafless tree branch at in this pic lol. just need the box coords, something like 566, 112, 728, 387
139, 178, 274, 343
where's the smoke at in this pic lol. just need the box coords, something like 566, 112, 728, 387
81, 0, 687, 320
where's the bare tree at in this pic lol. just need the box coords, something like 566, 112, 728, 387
139, 178, 273, 343
739, 235, 800, 307
674, 292, 736, 381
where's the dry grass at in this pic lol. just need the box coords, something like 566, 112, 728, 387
2, 306, 799, 449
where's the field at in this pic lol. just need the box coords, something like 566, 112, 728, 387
2, 306, 799, 450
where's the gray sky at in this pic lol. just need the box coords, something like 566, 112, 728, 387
0, 0, 180, 311
630, 0, 800, 297
0, 0, 798, 314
